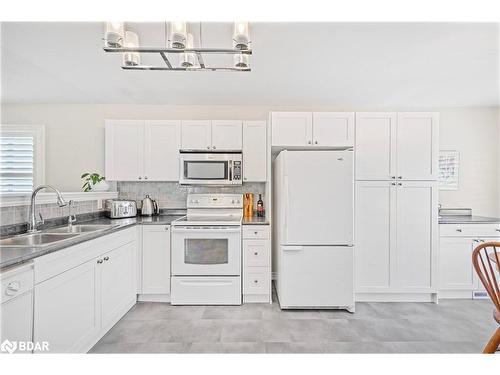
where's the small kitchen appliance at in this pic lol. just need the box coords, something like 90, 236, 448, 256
171, 193, 243, 305
179, 151, 242, 185
140, 194, 159, 216
104, 199, 137, 219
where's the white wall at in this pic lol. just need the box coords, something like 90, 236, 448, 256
2, 104, 499, 216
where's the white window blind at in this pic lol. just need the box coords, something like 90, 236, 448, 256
0, 125, 45, 193
0, 136, 35, 192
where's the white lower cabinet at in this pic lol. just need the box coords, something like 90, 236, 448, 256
355, 181, 438, 300
141, 225, 171, 295
1, 263, 34, 349
439, 225, 500, 298
33, 228, 137, 353
242, 225, 271, 303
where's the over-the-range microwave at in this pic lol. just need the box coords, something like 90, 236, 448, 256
179, 151, 242, 185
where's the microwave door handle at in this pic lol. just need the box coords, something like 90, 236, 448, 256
229, 160, 233, 181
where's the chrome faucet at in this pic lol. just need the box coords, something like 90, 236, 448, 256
68, 200, 76, 227
28, 185, 68, 233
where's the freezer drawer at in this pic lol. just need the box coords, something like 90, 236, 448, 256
171, 276, 241, 305
277, 245, 354, 309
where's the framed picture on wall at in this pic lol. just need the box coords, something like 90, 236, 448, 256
439, 150, 460, 190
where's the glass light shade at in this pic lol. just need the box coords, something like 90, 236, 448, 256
233, 22, 250, 50
122, 31, 140, 66
105, 22, 125, 47
180, 33, 197, 68
234, 53, 249, 69
169, 21, 187, 49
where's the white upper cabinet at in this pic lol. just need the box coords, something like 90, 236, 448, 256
355, 112, 439, 181
396, 112, 439, 180
211, 120, 243, 150
106, 120, 180, 181
312, 112, 354, 147
271, 112, 312, 147
144, 120, 180, 181
242, 121, 267, 182
355, 112, 397, 180
181, 120, 212, 150
105, 120, 145, 181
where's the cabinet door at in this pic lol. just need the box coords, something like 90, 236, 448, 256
1, 292, 33, 344
142, 225, 171, 294
439, 237, 475, 290
395, 181, 437, 290
312, 112, 354, 147
144, 120, 181, 181
355, 181, 394, 292
271, 112, 312, 147
181, 120, 211, 150
34, 260, 99, 353
242, 121, 267, 182
396, 112, 439, 180
100, 242, 136, 329
211, 120, 242, 150
105, 120, 145, 181
355, 112, 397, 180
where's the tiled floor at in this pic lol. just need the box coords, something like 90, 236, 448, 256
90, 294, 498, 354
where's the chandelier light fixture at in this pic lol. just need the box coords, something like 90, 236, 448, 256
103, 22, 252, 72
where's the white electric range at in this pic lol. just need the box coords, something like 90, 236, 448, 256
170, 193, 243, 305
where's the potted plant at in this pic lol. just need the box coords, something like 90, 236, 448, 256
81, 172, 109, 192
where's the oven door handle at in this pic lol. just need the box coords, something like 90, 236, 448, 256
172, 226, 241, 233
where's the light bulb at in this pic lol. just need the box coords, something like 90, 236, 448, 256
234, 53, 249, 69
105, 22, 125, 48
180, 33, 196, 68
169, 21, 187, 49
123, 31, 140, 66
233, 22, 250, 50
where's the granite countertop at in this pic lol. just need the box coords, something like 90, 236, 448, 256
242, 216, 270, 225
439, 215, 500, 224
0, 215, 184, 270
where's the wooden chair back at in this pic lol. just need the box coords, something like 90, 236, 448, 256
472, 241, 500, 313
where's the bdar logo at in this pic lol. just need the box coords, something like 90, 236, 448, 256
1, 339, 17, 354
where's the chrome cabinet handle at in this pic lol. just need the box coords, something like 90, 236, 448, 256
254, 231, 258, 235
314, 141, 318, 144
138, 176, 142, 180
496, 229, 500, 232
103, 256, 110, 261
456, 229, 462, 232
213, 146, 216, 149
391, 182, 396, 186
207, 146, 210, 149
391, 176, 396, 179
398, 176, 402, 179
144, 176, 148, 180
5, 281, 20, 296
254, 280, 258, 284
397, 183, 402, 186
254, 252, 258, 256
165, 227, 169, 231
307, 141, 312, 145
97, 259, 103, 264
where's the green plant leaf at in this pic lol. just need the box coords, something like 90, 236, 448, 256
81, 173, 89, 178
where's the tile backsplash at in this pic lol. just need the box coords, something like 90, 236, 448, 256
117, 182, 266, 209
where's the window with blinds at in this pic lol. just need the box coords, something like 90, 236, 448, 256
0, 135, 35, 192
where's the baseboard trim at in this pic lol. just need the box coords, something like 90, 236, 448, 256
137, 294, 171, 303
355, 292, 435, 303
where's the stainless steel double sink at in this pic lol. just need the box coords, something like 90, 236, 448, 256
0, 224, 119, 248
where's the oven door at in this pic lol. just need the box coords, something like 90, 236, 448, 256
171, 226, 241, 276
179, 153, 241, 185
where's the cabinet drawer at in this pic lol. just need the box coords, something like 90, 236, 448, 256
243, 267, 270, 295
243, 240, 270, 267
1, 263, 34, 304
243, 225, 270, 239
440, 223, 500, 237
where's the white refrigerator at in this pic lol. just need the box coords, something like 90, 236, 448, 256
273, 150, 355, 311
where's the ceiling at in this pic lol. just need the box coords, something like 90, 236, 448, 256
1, 22, 499, 107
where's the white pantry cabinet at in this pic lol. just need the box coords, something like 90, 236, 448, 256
355, 112, 438, 181
105, 120, 181, 181
242, 121, 267, 182
355, 181, 438, 297
141, 225, 171, 294
1, 263, 34, 347
271, 112, 354, 148
181, 120, 242, 151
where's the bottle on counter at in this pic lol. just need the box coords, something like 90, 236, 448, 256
256, 194, 265, 218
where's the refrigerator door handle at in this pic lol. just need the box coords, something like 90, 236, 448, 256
283, 175, 289, 243
282, 246, 303, 251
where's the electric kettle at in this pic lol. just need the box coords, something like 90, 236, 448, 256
141, 195, 158, 216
